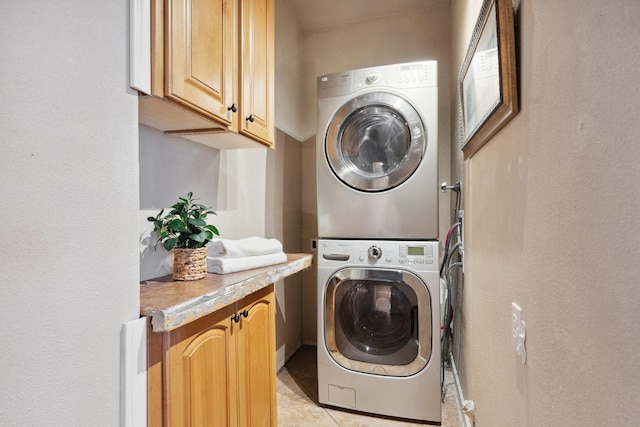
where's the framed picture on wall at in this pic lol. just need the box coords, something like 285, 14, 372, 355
458, 0, 518, 158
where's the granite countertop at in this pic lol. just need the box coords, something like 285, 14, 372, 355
140, 253, 313, 332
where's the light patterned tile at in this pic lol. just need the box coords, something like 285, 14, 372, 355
325, 407, 429, 426
277, 370, 338, 426
277, 392, 338, 426
277, 369, 313, 403
277, 346, 464, 427
442, 368, 464, 427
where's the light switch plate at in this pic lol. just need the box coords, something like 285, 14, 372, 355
511, 302, 526, 364
511, 302, 522, 347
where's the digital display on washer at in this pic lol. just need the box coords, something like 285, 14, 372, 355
407, 246, 424, 256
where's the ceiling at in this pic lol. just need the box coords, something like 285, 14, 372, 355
286, 0, 449, 31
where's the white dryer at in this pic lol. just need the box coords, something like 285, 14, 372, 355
316, 61, 439, 240
317, 239, 441, 422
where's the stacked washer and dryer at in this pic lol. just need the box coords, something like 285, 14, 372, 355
315, 61, 441, 423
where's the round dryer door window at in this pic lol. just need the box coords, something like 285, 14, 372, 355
325, 92, 427, 192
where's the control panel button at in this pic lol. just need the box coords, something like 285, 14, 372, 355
368, 245, 382, 261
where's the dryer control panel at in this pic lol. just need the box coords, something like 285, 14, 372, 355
318, 239, 438, 272
317, 60, 438, 99
353, 61, 437, 90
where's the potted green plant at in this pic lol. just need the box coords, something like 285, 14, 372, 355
147, 192, 220, 281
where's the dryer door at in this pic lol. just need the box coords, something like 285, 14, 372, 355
324, 267, 432, 377
325, 92, 426, 192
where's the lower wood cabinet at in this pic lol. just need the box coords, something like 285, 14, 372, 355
148, 285, 276, 426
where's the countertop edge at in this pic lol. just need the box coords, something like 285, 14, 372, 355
142, 253, 312, 332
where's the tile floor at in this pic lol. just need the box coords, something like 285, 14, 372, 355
277, 346, 464, 426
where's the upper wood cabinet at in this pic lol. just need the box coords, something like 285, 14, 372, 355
140, 0, 274, 149
166, 0, 236, 127
238, 0, 275, 145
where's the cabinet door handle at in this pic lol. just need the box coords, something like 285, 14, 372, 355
227, 103, 237, 113
246, 114, 255, 122
231, 313, 241, 323
241, 309, 249, 318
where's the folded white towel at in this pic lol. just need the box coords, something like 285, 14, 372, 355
207, 237, 283, 258
207, 252, 287, 274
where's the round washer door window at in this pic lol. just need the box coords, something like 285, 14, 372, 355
325, 91, 427, 192
324, 268, 433, 377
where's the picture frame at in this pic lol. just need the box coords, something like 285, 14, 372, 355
458, 0, 518, 158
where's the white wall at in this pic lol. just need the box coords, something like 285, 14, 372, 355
300, 3, 452, 343
138, 126, 267, 280
451, 0, 640, 425
0, 2, 139, 425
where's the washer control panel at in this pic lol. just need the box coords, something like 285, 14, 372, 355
319, 239, 438, 271
399, 244, 435, 265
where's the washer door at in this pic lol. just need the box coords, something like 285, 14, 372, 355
325, 91, 427, 192
324, 268, 432, 377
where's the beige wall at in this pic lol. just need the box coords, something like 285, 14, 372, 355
449, 0, 483, 405
270, 0, 304, 369
275, 0, 304, 141
300, 3, 452, 343
452, 0, 640, 425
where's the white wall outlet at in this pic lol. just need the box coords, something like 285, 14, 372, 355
511, 302, 526, 364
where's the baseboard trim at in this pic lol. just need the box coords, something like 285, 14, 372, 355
277, 342, 304, 372
450, 354, 474, 427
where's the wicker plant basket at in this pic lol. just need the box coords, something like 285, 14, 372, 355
172, 247, 208, 281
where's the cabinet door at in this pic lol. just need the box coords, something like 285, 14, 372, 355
239, 0, 274, 146
236, 289, 276, 427
166, 0, 236, 126
167, 304, 238, 427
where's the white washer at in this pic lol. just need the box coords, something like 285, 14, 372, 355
317, 239, 441, 423
316, 61, 439, 240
